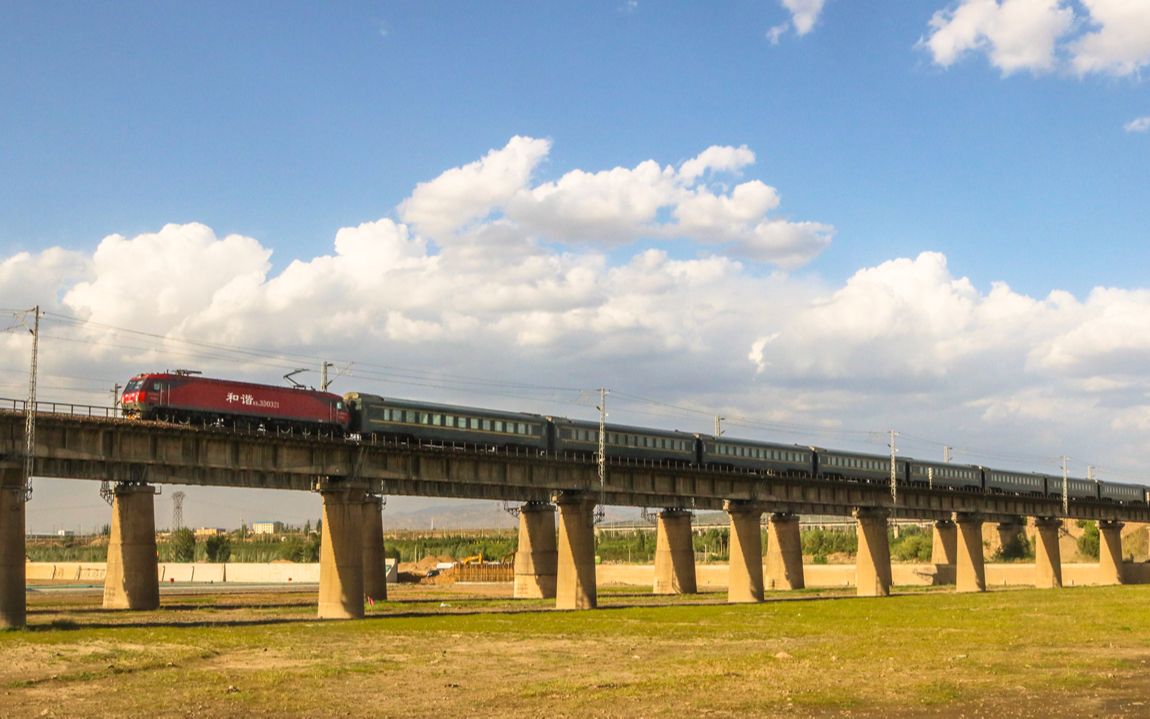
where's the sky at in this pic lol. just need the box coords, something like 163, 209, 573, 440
2, 1, 1149, 533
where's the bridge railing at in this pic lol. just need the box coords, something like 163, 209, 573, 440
0, 397, 122, 419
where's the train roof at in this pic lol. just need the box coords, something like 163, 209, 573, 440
978, 466, 1050, 478
811, 446, 900, 462
906, 458, 981, 471
127, 372, 342, 399
344, 392, 546, 422
700, 435, 811, 451
547, 416, 695, 438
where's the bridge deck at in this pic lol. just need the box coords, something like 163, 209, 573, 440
2, 411, 1146, 522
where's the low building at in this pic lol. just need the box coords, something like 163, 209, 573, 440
194, 527, 226, 538
251, 521, 279, 535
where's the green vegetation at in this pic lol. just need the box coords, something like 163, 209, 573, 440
203, 535, 231, 563
890, 525, 932, 562
382, 530, 517, 564
24, 540, 106, 563
28, 523, 953, 566
802, 527, 857, 561
164, 528, 196, 562
1078, 519, 1100, 559
596, 529, 656, 562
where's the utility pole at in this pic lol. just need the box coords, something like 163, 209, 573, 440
1061, 456, 1069, 515
888, 430, 899, 503
714, 415, 725, 439
595, 388, 608, 523
1087, 465, 1096, 482
943, 446, 953, 463
319, 361, 352, 391
23, 305, 40, 503
110, 383, 122, 413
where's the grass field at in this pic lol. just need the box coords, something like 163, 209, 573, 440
4, 583, 1150, 718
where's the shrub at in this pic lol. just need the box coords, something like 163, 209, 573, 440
1078, 521, 1100, 559
892, 532, 932, 562
169, 528, 196, 562
204, 535, 231, 563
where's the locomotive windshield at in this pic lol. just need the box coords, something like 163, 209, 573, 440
124, 379, 142, 392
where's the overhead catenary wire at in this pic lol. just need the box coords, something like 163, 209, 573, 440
42, 312, 586, 394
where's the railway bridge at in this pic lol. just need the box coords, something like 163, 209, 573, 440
1, 408, 1146, 628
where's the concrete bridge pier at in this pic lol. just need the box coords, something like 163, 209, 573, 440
513, 502, 557, 599
1098, 520, 1125, 585
765, 512, 804, 590
102, 483, 160, 610
653, 508, 697, 595
931, 519, 957, 585
1033, 517, 1063, 589
854, 508, 891, 597
725, 500, 765, 603
955, 512, 986, 593
0, 469, 25, 629
317, 483, 366, 619
362, 494, 387, 603
554, 492, 597, 610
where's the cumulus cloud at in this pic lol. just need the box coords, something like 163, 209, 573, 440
921, 0, 1150, 77
921, 0, 1075, 75
746, 252, 1150, 453
399, 137, 832, 268
1124, 116, 1150, 133
0, 247, 90, 311
1070, 0, 1150, 76
678, 144, 756, 182
398, 135, 552, 242
63, 223, 271, 333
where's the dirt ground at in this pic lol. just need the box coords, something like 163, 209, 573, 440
4, 583, 1150, 718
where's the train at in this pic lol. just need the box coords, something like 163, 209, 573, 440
120, 371, 1150, 506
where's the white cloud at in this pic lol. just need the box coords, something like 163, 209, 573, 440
1071, 0, 1150, 76
398, 135, 551, 242
678, 144, 756, 182
784, 0, 828, 35
768, 0, 828, 42
744, 252, 1150, 452
398, 137, 832, 268
0, 247, 89, 311
508, 160, 678, 247
63, 223, 271, 333
1126, 116, 1150, 133
922, 0, 1150, 77
921, 0, 1075, 75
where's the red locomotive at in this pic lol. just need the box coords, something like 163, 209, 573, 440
120, 371, 350, 432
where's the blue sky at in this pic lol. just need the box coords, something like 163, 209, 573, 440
4, 2, 1146, 294
3, 1, 1150, 531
